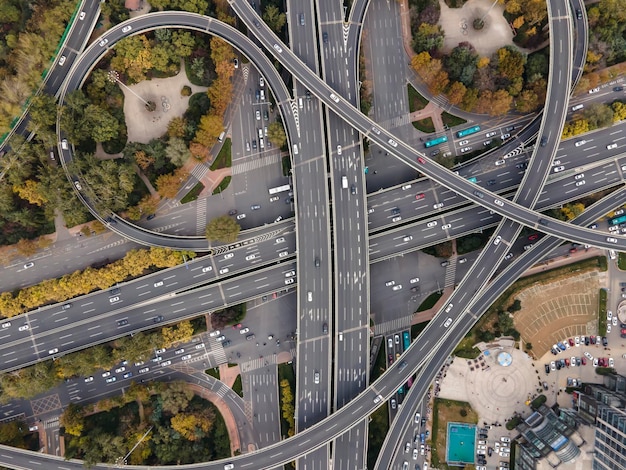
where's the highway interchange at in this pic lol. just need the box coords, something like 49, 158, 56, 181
1, 0, 626, 469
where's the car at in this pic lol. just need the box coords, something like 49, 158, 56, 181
486, 131, 497, 138
554, 166, 565, 172
607, 237, 618, 243
602, 336, 608, 346
139, 367, 150, 374
219, 267, 230, 274
417, 157, 426, 164
401, 184, 412, 190
413, 448, 418, 460
390, 398, 397, 409
545, 364, 551, 373
427, 221, 437, 228
414, 412, 421, 424
153, 315, 164, 324
576, 180, 586, 187
233, 58, 239, 69
123, 372, 133, 379
405, 442, 411, 453
494, 199, 504, 207
99, 38, 108, 47
195, 343, 205, 350
284, 278, 294, 285
553, 160, 562, 166
236, 213, 246, 220
392, 285, 403, 291
607, 143, 618, 150
224, 464, 235, 470
441, 224, 452, 230
223, 253, 234, 260
388, 138, 398, 147
501, 437, 510, 443
209, 330, 221, 338
589, 87, 600, 94
155, 348, 166, 355
251, 204, 261, 210
161, 360, 172, 367
255, 110, 261, 121
608, 324, 612, 334
445, 303, 454, 313
110, 296, 120, 303
613, 316, 618, 326
152, 356, 163, 363
576, 8, 583, 19
106, 377, 117, 383
175, 348, 185, 355
392, 216, 402, 222
501, 133, 511, 140
269, 196, 280, 202
215, 335, 226, 342
48, 348, 58, 355
122, 25, 132, 33
574, 173, 585, 180
202, 266, 213, 273
385, 280, 396, 287
336, 145, 342, 155
433, 202, 444, 209
273, 43, 283, 53
483, 140, 492, 146
494, 236, 502, 246
58, 55, 66, 66
609, 358, 614, 367
276, 237, 286, 243
473, 190, 485, 198
23, 262, 34, 269
608, 311, 613, 321
415, 193, 425, 200
441, 260, 450, 267
575, 336, 580, 346
410, 277, 419, 284
18, 324, 29, 331
504, 252, 514, 260
444, 317, 453, 328
240, 327, 250, 335
1, 322, 10, 329
459, 140, 469, 145
460, 147, 471, 153
395, 334, 400, 345
403, 235, 413, 242
279, 251, 289, 258
153, 280, 164, 287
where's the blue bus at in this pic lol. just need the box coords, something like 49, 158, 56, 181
609, 214, 626, 226
424, 135, 448, 148
457, 125, 481, 138
402, 331, 410, 350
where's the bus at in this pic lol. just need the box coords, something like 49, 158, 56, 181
268, 184, 291, 195
467, 176, 478, 183
609, 214, 626, 226
402, 331, 410, 350
424, 135, 448, 148
456, 125, 481, 138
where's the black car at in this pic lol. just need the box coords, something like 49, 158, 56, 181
487, 179, 496, 186
315, 257, 320, 267
322, 323, 328, 334
153, 315, 164, 323
322, 32, 328, 43
110, 287, 120, 296
602, 336, 608, 347
584, 336, 590, 345
306, 90, 311, 101
575, 9, 582, 19
391, 207, 400, 215
228, 209, 238, 216
516, 161, 528, 169
614, 86, 624, 92
545, 364, 550, 374
146, 213, 156, 220
540, 136, 548, 146
117, 319, 128, 327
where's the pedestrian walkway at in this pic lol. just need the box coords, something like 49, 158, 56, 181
232, 152, 282, 175
240, 354, 277, 373
444, 256, 458, 288
373, 315, 413, 336
196, 197, 207, 235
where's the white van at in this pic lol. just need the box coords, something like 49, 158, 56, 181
299, 97, 303, 109
342, 175, 348, 189
293, 144, 299, 155
217, 131, 226, 142
571, 104, 584, 112
259, 137, 265, 149
260, 89, 265, 101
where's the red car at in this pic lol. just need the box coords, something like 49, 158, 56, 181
581, 357, 587, 365
528, 234, 539, 241
415, 193, 425, 201
417, 157, 426, 164
568, 338, 575, 347
569, 247, 577, 253
565, 358, 570, 367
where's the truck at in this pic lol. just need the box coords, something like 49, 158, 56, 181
341, 175, 348, 189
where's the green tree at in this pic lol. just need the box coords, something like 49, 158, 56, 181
84, 105, 120, 142
267, 122, 287, 148
165, 137, 191, 167
60, 403, 86, 437
444, 43, 478, 87
205, 215, 241, 243
27, 93, 58, 133
262, 5, 287, 34
583, 103, 614, 129
160, 381, 194, 415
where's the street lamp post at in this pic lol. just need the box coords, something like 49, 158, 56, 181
107, 70, 153, 110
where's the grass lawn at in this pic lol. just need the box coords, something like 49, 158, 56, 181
371, 342, 387, 382
180, 182, 204, 204
441, 111, 467, 129
431, 398, 479, 469
598, 288, 607, 336
212, 175, 231, 195
619, 252, 626, 270
232, 374, 243, 397
411, 321, 429, 341
205, 367, 220, 380
210, 138, 232, 170
366, 403, 390, 469
412, 117, 435, 133
418, 292, 443, 312
407, 84, 428, 112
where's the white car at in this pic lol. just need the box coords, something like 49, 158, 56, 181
109, 296, 120, 303
427, 221, 437, 228
219, 267, 229, 274
501, 437, 511, 443
607, 237, 618, 243
392, 285, 402, 291
460, 147, 472, 153
441, 224, 451, 230
1, 322, 10, 329
495, 159, 505, 166
485, 131, 497, 138
115, 366, 126, 373
403, 235, 413, 242
607, 143, 617, 150
224, 253, 234, 260
494, 199, 504, 207
240, 327, 250, 335
444, 317, 453, 327
175, 348, 185, 354
99, 38, 108, 47
59, 55, 66, 66
574, 173, 585, 180
388, 139, 398, 147
275, 237, 286, 243
494, 236, 502, 245
139, 367, 150, 374
607, 324, 612, 334
553, 160, 561, 166
278, 251, 289, 258
612, 316, 618, 326
413, 448, 418, 460
410, 277, 419, 284
202, 266, 213, 273
554, 166, 565, 172
285, 270, 296, 278
269, 196, 280, 202
575, 140, 586, 147
209, 330, 221, 337
245, 254, 256, 261
195, 343, 205, 349
18, 324, 29, 331
445, 303, 454, 313
106, 377, 116, 383
273, 43, 283, 53
609, 358, 614, 367
236, 213, 246, 220
122, 25, 132, 33
575, 336, 580, 346
48, 348, 58, 355
336, 145, 342, 155
588, 87, 600, 94
285, 278, 294, 285
181, 354, 192, 361
392, 216, 402, 222
161, 360, 172, 367
155, 348, 166, 354
459, 140, 469, 145
84, 376, 93, 383
23, 262, 34, 269
607, 311, 613, 321
154, 281, 164, 287
385, 280, 396, 287
575, 180, 585, 187
433, 202, 444, 209
79, 11, 86, 20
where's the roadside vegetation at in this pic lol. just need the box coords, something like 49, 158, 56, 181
598, 288, 607, 336
62, 381, 230, 466
278, 363, 296, 440
0, 419, 40, 451
205, 215, 240, 242
431, 398, 478, 469
417, 292, 443, 312
366, 403, 390, 470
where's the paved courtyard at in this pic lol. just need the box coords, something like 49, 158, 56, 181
438, 0, 515, 56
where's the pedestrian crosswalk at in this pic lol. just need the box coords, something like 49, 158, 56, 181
189, 162, 210, 181
196, 198, 207, 235
207, 338, 227, 366
43, 417, 59, 429
444, 256, 458, 287
373, 315, 413, 336
240, 354, 276, 373
232, 153, 282, 175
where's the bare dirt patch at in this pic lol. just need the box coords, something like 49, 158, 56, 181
514, 270, 601, 356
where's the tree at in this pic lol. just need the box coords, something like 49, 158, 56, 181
60, 403, 86, 437
444, 43, 478, 87
583, 103, 614, 129
262, 5, 287, 34
446, 81, 467, 106
160, 382, 194, 415
27, 93, 58, 133
167, 116, 186, 138
155, 168, 189, 199
12, 180, 48, 206
134, 150, 155, 171
496, 46, 526, 80
412, 23, 444, 54
170, 413, 211, 441
194, 114, 223, 146
267, 122, 287, 148
612, 101, 626, 122
205, 215, 241, 243
560, 203, 585, 220
84, 104, 120, 142
161, 320, 194, 347
165, 137, 191, 167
